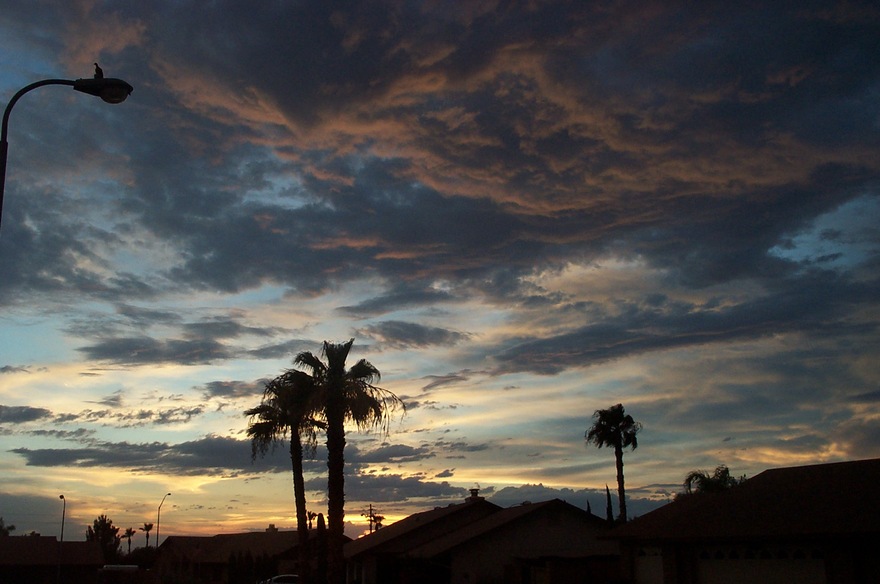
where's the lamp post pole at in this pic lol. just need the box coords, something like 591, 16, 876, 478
0, 74, 133, 233
156, 492, 170, 548
58, 494, 66, 584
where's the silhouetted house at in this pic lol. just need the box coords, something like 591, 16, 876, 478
154, 527, 299, 584
609, 458, 880, 584
344, 491, 618, 583
0, 535, 104, 584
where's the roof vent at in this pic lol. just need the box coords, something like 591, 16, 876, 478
467, 487, 483, 502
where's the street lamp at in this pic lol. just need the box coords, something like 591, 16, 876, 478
0, 71, 133, 232
58, 495, 66, 584
156, 492, 171, 548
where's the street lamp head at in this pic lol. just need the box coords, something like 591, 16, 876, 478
73, 77, 133, 104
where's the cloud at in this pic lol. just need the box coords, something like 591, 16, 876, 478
0, 0, 879, 538
357, 320, 470, 349
0, 405, 52, 424
1, 365, 30, 374
10, 435, 262, 477
77, 337, 235, 365
202, 380, 266, 400
348, 443, 435, 464
420, 372, 472, 391
492, 272, 879, 374
306, 471, 468, 504
182, 317, 281, 340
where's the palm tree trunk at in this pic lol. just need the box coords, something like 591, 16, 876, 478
325, 397, 346, 584
615, 444, 627, 523
290, 434, 311, 584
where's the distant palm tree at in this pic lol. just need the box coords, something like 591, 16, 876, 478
122, 527, 136, 554
246, 368, 322, 583
586, 403, 641, 523
140, 522, 153, 547
679, 464, 745, 498
295, 339, 405, 584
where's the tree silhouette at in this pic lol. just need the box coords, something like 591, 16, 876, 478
86, 514, 121, 563
586, 403, 641, 523
0, 517, 15, 536
294, 339, 405, 584
246, 368, 323, 583
678, 464, 746, 498
140, 522, 153, 547
122, 527, 136, 554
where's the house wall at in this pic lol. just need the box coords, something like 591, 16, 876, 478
632, 546, 663, 584
447, 508, 618, 584
628, 543, 832, 584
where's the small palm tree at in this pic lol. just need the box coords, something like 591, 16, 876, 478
295, 339, 405, 584
586, 403, 641, 523
140, 522, 153, 547
680, 464, 745, 498
246, 368, 322, 583
122, 527, 136, 554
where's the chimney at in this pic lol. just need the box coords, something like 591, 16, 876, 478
266, 524, 278, 533
467, 487, 483, 502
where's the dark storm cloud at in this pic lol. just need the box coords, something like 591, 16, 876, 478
77, 336, 235, 365
1, 2, 877, 364
347, 443, 435, 464
10, 435, 266, 476
8, 436, 440, 479
493, 272, 880, 374
0, 405, 52, 424
0, 1, 878, 513
246, 339, 316, 360
182, 317, 280, 340
357, 320, 470, 349
337, 284, 457, 318
306, 471, 468, 504
433, 439, 490, 455
116, 304, 182, 328
202, 379, 266, 400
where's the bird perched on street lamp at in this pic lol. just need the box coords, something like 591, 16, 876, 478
94, 63, 104, 79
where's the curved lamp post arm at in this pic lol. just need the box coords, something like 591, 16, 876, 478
0, 76, 133, 233
157, 492, 171, 547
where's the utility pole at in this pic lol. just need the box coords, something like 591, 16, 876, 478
361, 505, 385, 534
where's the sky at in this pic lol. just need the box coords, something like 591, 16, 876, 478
1, 0, 879, 544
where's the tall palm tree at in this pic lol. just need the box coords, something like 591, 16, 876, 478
585, 403, 641, 523
246, 368, 322, 583
140, 522, 153, 547
295, 339, 404, 584
122, 527, 136, 554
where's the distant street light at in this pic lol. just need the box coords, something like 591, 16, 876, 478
156, 492, 171, 547
0, 71, 134, 233
58, 494, 66, 584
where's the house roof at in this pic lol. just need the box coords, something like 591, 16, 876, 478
0, 536, 104, 567
161, 530, 299, 564
407, 498, 607, 558
344, 497, 502, 558
610, 458, 880, 543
